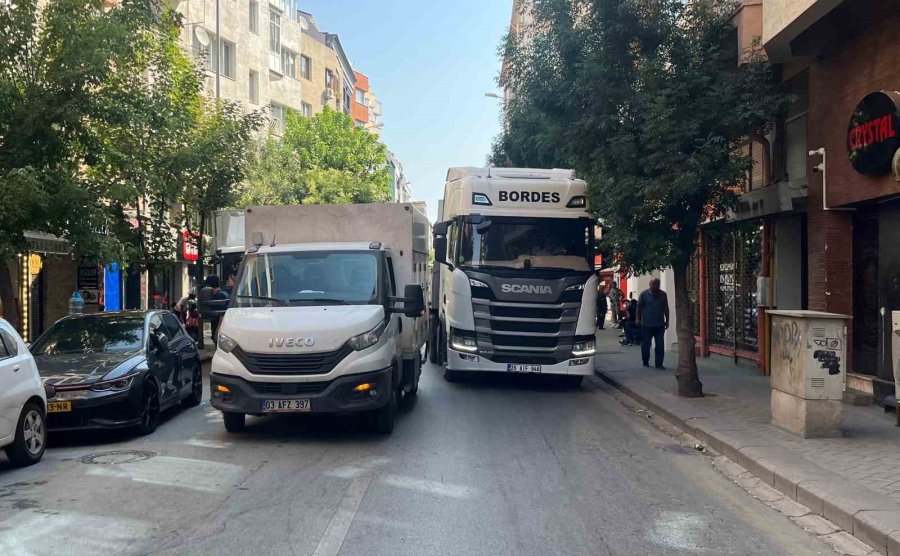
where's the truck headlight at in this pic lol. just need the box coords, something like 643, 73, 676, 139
450, 333, 478, 353
218, 334, 238, 353
349, 321, 387, 351
572, 340, 596, 357
469, 278, 488, 289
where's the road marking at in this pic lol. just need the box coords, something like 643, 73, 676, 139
380, 475, 475, 499
185, 438, 233, 449
86, 456, 243, 494
647, 511, 707, 551
0, 509, 151, 554
313, 474, 372, 556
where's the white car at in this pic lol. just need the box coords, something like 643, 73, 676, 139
0, 318, 47, 467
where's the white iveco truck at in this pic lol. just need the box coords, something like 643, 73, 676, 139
431, 168, 597, 387
207, 204, 431, 434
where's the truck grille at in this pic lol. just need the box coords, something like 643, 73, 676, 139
471, 298, 582, 363
249, 381, 331, 395
232, 344, 353, 376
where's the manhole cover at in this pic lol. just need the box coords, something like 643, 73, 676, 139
79, 450, 157, 465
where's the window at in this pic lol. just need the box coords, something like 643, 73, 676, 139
249, 70, 259, 104
0, 327, 15, 359
219, 40, 236, 79
300, 55, 311, 80
269, 9, 282, 72
343, 86, 352, 114
162, 313, 184, 339
30, 316, 145, 355
282, 49, 297, 78
325, 69, 334, 90
784, 72, 809, 186
196, 36, 236, 79
270, 103, 285, 133
385, 257, 396, 297
302, 102, 312, 118
249, 1, 259, 34
355, 89, 364, 104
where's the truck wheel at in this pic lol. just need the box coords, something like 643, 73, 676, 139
429, 319, 440, 364
5, 403, 46, 468
409, 350, 422, 397
373, 387, 397, 434
438, 324, 448, 366
223, 412, 246, 433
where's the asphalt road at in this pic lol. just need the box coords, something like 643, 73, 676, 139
0, 363, 837, 555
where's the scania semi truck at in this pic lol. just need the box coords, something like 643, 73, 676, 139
431, 167, 597, 387
206, 203, 431, 434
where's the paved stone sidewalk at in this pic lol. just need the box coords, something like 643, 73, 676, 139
593, 328, 900, 554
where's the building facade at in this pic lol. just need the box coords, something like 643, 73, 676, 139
297, 11, 356, 117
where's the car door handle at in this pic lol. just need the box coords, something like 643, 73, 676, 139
12, 365, 20, 372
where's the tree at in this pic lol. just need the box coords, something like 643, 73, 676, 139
496, 0, 789, 396
0, 0, 160, 327
242, 107, 392, 206
179, 100, 265, 282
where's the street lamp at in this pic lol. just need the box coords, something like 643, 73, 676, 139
484, 92, 502, 99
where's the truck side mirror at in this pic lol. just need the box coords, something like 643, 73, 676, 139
403, 285, 425, 318
432, 221, 450, 267
392, 285, 425, 318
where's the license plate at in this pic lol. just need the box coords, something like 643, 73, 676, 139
263, 399, 311, 413
47, 401, 72, 413
507, 364, 542, 373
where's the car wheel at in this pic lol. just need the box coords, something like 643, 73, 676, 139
443, 369, 462, 383
223, 412, 246, 433
373, 386, 397, 434
136, 384, 160, 436
182, 364, 203, 408
5, 403, 46, 467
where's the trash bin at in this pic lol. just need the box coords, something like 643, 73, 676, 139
768, 310, 850, 438
69, 291, 85, 315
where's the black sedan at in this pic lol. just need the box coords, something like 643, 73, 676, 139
30, 311, 202, 435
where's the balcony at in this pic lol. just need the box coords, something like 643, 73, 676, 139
762, 0, 844, 62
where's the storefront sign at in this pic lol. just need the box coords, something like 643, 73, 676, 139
78, 260, 101, 305
28, 254, 42, 276
847, 91, 900, 176
181, 230, 200, 262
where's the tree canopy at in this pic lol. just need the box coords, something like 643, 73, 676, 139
495, 0, 789, 396
242, 107, 392, 206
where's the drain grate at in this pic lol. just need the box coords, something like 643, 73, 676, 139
79, 450, 157, 465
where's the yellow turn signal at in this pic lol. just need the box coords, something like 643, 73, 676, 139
353, 383, 373, 392
216, 385, 231, 393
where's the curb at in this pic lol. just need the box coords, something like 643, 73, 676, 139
596, 368, 900, 555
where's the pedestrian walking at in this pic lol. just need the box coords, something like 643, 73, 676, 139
636, 278, 669, 369
596, 279, 608, 330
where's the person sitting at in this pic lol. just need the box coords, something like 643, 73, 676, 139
621, 300, 641, 346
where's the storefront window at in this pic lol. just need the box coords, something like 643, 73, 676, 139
149, 269, 172, 310
705, 225, 762, 353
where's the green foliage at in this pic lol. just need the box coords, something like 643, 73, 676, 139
242, 107, 392, 207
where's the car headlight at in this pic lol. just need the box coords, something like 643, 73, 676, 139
91, 374, 137, 392
349, 320, 387, 351
572, 340, 596, 357
218, 334, 238, 353
469, 278, 488, 289
450, 332, 478, 353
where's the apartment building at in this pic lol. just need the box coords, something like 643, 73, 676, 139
178, 0, 307, 132
297, 11, 356, 117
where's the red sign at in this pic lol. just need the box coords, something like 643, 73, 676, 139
847, 91, 900, 176
182, 230, 200, 262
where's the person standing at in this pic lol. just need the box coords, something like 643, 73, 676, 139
596, 280, 608, 330
636, 277, 669, 369
199, 275, 229, 345
608, 283, 623, 327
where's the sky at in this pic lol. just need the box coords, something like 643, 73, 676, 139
299, 0, 512, 222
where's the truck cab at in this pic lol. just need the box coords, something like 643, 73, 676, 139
432, 168, 597, 386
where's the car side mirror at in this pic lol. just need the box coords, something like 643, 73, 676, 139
391, 285, 425, 318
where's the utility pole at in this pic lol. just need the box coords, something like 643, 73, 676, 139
215, 0, 220, 99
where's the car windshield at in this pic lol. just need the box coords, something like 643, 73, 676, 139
233, 251, 379, 307
456, 217, 592, 271
30, 317, 145, 356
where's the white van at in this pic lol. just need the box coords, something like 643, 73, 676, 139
207, 204, 430, 434
0, 319, 47, 467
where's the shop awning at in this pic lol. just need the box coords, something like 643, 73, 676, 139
24, 231, 70, 255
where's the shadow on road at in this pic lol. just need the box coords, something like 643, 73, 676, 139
45, 403, 199, 449
440, 371, 588, 393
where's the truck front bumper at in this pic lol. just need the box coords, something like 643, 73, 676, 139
447, 349, 594, 376
210, 367, 394, 415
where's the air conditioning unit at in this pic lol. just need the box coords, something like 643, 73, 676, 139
324, 88, 335, 101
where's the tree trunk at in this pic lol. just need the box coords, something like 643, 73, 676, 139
673, 260, 704, 397
0, 258, 20, 330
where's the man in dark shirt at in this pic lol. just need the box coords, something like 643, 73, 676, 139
636, 278, 670, 369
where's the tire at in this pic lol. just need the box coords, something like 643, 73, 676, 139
443, 369, 462, 383
136, 384, 161, 436
373, 386, 397, 434
438, 324, 448, 366
5, 403, 46, 467
182, 364, 203, 408
223, 411, 246, 433
428, 319, 440, 364
409, 350, 422, 397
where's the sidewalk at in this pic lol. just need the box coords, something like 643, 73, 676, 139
593, 328, 900, 555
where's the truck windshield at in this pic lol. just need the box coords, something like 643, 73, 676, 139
233, 251, 379, 306
456, 217, 591, 271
